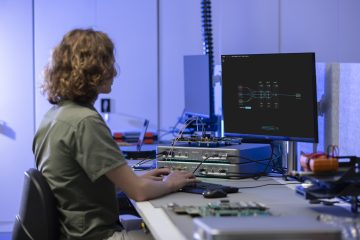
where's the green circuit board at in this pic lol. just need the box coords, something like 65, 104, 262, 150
168, 199, 271, 217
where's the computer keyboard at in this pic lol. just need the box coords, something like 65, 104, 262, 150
180, 181, 239, 194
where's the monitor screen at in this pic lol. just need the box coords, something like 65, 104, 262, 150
221, 53, 318, 143
184, 55, 212, 118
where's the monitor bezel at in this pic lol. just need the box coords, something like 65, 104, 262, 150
221, 52, 319, 143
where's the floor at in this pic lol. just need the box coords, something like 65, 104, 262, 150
0, 232, 11, 240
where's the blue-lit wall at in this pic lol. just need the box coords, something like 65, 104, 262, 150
34, 0, 158, 133
299, 63, 360, 158
0, 0, 34, 231
1, 0, 360, 232
339, 64, 360, 156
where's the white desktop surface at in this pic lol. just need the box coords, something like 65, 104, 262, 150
132, 177, 354, 240
135, 201, 187, 240
127, 157, 187, 240
122, 144, 355, 239
132, 177, 290, 240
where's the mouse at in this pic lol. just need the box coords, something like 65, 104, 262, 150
202, 188, 227, 198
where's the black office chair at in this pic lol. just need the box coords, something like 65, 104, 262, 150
12, 168, 59, 240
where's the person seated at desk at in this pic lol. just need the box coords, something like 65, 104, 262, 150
33, 28, 197, 240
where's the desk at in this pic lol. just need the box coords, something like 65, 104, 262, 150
126, 158, 186, 239
132, 177, 357, 240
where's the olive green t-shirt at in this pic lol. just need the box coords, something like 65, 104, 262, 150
33, 101, 126, 240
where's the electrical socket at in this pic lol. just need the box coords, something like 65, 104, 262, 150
101, 98, 111, 113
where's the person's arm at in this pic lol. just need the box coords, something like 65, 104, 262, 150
106, 164, 196, 201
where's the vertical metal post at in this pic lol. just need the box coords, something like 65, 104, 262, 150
283, 141, 298, 172
324, 63, 340, 150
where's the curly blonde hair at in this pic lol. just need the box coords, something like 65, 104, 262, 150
42, 28, 117, 104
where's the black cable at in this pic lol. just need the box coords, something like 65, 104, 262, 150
132, 158, 156, 168
156, 150, 168, 156
220, 173, 263, 180
196, 173, 261, 180
160, 151, 282, 178
158, 145, 288, 179
192, 154, 218, 174
227, 143, 287, 178
132, 151, 169, 168
227, 155, 280, 166
227, 149, 281, 161
225, 160, 275, 166
271, 143, 286, 174
256, 143, 275, 177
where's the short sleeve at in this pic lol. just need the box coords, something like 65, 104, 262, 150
74, 115, 126, 182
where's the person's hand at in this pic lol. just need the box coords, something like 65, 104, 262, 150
141, 168, 171, 181
162, 171, 198, 192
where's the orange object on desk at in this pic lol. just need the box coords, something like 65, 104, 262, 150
300, 152, 338, 173
144, 132, 156, 144
113, 132, 125, 143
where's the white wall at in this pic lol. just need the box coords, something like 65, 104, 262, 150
34, 0, 158, 133
339, 64, 360, 156
339, 0, 360, 62
34, 0, 97, 131
0, 0, 35, 231
158, 0, 203, 138
214, 0, 360, 62
95, 1, 158, 132
217, 0, 280, 57
282, 0, 360, 62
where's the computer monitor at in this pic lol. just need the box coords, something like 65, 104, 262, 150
221, 52, 318, 143
184, 55, 213, 118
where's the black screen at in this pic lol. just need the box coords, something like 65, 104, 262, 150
221, 53, 318, 142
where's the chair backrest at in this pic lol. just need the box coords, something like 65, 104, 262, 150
12, 168, 59, 240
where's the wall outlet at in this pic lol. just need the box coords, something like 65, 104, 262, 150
101, 98, 111, 113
